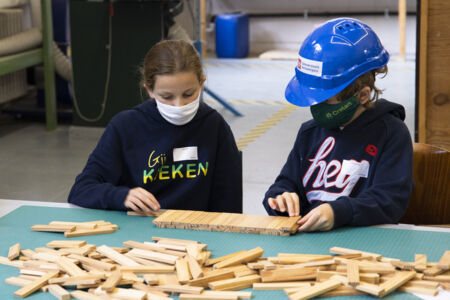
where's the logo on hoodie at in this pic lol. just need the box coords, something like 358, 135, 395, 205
142, 148, 209, 184
302, 136, 370, 202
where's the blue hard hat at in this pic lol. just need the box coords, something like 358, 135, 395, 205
285, 18, 389, 107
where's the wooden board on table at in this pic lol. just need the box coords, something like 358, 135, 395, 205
153, 210, 301, 236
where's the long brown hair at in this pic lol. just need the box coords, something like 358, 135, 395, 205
141, 40, 204, 91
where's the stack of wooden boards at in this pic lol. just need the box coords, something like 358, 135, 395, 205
152, 210, 302, 236
31, 220, 119, 237
1, 236, 449, 300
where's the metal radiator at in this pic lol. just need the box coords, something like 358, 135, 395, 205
0, 9, 28, 104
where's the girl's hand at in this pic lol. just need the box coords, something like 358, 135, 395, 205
268, 192, 300, 216
125, 187, 160, 212
297, 203, 334, 232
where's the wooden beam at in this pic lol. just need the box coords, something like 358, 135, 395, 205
346, 260, 359, 287
176, 258, 192, 283
47, 284, 70, 300
260, 267, 316, 283
379, 271, 416, 297
287, 278, 342, 300
47, 240, 86, 248
329, 247, 381, 260
128, 248, 178, 265
187, 255, 203, 279
253, 282, 311, 290
437, 250, 450, 270
214, 247, 264, 269
96, 245, 140, 266
8, 243, 21, 260
208, 274, 261, 291
415, 254, 427, 272
13, 270, 59, 298
188, 270, 234, 287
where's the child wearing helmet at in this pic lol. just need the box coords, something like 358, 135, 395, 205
262, 18, 413, 231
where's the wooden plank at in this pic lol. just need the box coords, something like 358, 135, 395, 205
8, 243, 20, 260
288, 278, 342, 300
329, 247, 381, 260
48, 274, 105, 285
67, 254, 116, 271
94, 286, 147, 299
128, 248, 178, 265
423, 274, 450, 282
64, 226, 115, 238
127, 210, 165, 217
13, 270, 59, 298
31, 224, 75, 233
47, 284, 70, 300
188, 270, 235, 287
253, 282, 311, 290
70, 290, 105, 300
144, 274, 159, 285
47, 240, 86, 248
437, 250, 450, 270
379, 271, 416, 297
316, 270, 379, 284
176, 258, 192, 284
404, 279, 440, 289
206, 251, 247, 266
208, 274, 261, 291
179, 294, 237, 300
153, 284, 204, 294
49, 221, 97, 229
398, 285, 438, 296
415, 254, 427, 272
346, 260, 359, 287
260, 267, 316, 283
56, 256, 87, 276
201, 290, 252, 299
319, 285, 363, 297
214, 247, 264, 269
355, 282, 385, 297
391, 260, 415, 271
424, 266, 445, 276
101, 269, 121, 292
187, 255, 204, 279
123, 240, 183, 256
0, 256, 24, 268
5, 276, 32, 286
96, 245, 140, 266
119, 265, 174, 273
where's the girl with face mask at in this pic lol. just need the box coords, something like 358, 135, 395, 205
263, 18, 413, 232
68, 40, 242, 214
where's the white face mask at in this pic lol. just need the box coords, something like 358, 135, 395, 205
155, 95, 200, 126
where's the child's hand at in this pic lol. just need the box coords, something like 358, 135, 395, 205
268, 192, 300, 216
125, 187, 160, 212
297, 203, 334, 232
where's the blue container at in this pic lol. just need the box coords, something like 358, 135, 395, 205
215, 13, 249, 58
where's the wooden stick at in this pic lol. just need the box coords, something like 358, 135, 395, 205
214, 247, 264, 269
13, 270, 59, 298
288, 278, 342, 300
176, 258, 192, 284
261, 267, 317, 283
64, 226, 116, 238
201, 290, 252, 299
319, 285, 363, 297
144, 274, 159, 285
205, 251, 246, 266
96, 245, 140, 266
47, 284, 71, 300
179, 294, 237, 300
70, 290, 105, 300
119, 265, 175, 273
49, 221, 97, 229
398, 285, 438, 296
346, 260, 359, 287
187, 255, 203, 279
67, 254, 116, 271
8, 243, 21, 261
253, 282, 311, 290
208, 274, 261, 291
415, 254, 427, 272
128, 248, 178, 265
188, 270, 234, 287
152, 284, 204, 294
56, 256, 87, 276
329, 247, 381, 260
379, 271, 416, 297
355, 282, 385, 297
31, 224, 75, 232
47, 240, 86, 248
101, 269, 121, 292
5, 276, 32, 286
437, 250, 450, 270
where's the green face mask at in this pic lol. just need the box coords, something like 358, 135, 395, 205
310, 96, 360, 130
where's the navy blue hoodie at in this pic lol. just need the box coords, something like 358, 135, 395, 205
263, 99, 413, 228
68, 100, 242, 213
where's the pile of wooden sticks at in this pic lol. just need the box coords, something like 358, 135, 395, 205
1, 236, 449, 299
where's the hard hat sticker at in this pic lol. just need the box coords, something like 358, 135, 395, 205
297, 56, 323, 77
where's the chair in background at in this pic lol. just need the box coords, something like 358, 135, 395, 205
400, 143, 450, 225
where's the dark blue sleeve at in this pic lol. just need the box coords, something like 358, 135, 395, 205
262, 131, 306, 216
67, 122, 130, 210
208, 121, 243, 213
329, 119, 413, 228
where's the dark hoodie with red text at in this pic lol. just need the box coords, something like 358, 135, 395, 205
68, 100, 242, 213
263, 99, 413, 228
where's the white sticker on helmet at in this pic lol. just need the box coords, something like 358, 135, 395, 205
297, 56, 323, 77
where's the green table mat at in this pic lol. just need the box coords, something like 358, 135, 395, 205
1, 206, 449, 299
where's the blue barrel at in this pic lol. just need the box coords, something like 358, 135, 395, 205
215, 13, 249, 58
